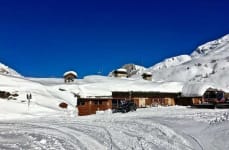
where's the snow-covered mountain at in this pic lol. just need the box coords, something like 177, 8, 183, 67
191, 34, 229, 58
149, 55, 192, 71
113, 34, 229, 91
0, 63, 21, 77
149, 34, 229, 84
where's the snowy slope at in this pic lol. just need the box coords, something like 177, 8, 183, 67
148, 34, 229, 95
113, 34, 229, 95
149, 55, 192, 71
0, 74, 78, 119
191, 34, 229, 58
0, 63, 21, 77
148, 34, 229, 83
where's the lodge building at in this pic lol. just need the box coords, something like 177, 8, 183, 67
76, 86, 228, 116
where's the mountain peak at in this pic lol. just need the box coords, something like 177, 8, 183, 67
191, 34, 229, 58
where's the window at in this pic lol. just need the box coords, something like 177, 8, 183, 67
94, 100, 103, 105
216, 92, 224, 100
77, 101, 85, 106
204, 91, 216, 99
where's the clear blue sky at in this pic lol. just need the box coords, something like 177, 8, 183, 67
0, 0, 229, 78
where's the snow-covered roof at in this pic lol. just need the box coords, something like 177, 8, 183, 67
181, 83, 216, 97
142, 72, 152, 76
63, 71, 78, 77
116, 68, 127, 73
77, 76, 183, 98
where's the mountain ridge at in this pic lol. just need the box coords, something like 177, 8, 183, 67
111, 34, 229, 86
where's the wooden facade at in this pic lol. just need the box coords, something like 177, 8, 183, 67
192, 97, 203, 105
174, 97, 202, 106
77, 89, 228, 116
77, 98, 112, 116
64, 73, 77, 83
112, 91, 178, 107
113, 69, 128, 78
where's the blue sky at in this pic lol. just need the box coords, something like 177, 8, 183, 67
0, 0, 229, 78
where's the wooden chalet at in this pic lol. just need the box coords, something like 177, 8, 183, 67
77, 87, 229, 116
112, 91, 178, 108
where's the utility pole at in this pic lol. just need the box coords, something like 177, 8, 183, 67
97, 65, 103, 75
129, 91, 132, 101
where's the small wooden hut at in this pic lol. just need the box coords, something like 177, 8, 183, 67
142, 72, 152, 81
180, 87, 226, 106
113, 68, 128, 78
63, 71, 78, 83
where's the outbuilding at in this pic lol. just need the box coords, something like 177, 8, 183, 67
181, 83, 228, 105
113, 68, 128, 78
63, 71, 78, 83
142, 72, 152, 81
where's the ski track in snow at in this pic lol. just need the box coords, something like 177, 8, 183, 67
0, 107, 229, 150
0, 116, 203, 149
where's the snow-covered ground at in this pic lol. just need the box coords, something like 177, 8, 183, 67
0, 106, 229, 150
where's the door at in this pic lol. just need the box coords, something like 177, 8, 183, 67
139, 98, 146, 107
